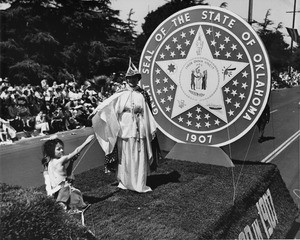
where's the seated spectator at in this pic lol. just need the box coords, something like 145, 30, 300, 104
24, 117, 36, 134
73, 105, 89, 128
52, 81, 59, 91
0, 87, 12, 119
50, 106, 65, 133
10, 115, 24, 132
52, 87, 65, 106
7, 96, 18, 119
68, 86, 82, 101
0, 121, 9, 143
0, 118, 16, 144
15, 97, 35, 135
16, 97, 31, 118
41, 79, 49, 91
0, 86, 9, 100
63, 107, 79, 130
64, 99, 76, 111
84, 103, 94, 116
81, 93, 92, 105
35, 110, 50, 136
44, 87, 54, 104
0, 98, 7, 120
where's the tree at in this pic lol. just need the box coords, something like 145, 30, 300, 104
136, 0, 207, 52
103, 8, 140, 75
0, 0, 137, 85
290, 46, 300, 71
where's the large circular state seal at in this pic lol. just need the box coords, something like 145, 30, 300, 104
139, 6, 271, 146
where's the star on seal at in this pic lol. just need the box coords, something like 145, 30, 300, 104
155, 25, 249, 124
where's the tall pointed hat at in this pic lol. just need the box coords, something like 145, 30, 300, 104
125, 57, 141, 79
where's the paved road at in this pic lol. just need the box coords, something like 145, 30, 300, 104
223, 86, 300, 209
0, 128, 105, 188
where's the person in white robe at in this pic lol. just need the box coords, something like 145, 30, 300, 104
92, 60, 157, 193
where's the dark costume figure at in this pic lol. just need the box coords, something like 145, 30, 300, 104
257, 103, 270, 143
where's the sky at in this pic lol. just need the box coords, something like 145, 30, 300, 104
110, 0, 299, 43
1, 0, 298, 43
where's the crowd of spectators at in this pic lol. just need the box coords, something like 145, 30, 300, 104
0, 69, 299, 145
271, 69, 300, 90
0, 76, 124, 145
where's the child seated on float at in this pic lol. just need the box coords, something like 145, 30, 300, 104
41, 135, 94, 212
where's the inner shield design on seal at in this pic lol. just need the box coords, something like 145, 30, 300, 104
140, 6, 271, 146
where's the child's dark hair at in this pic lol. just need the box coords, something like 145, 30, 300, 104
41, 138, 64, 167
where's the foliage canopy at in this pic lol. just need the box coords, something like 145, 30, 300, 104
0, 0, 139, 85
0, 0, 298, 86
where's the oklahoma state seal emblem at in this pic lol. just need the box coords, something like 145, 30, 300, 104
139, 6, 271, 146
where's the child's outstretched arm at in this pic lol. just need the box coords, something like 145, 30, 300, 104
62, 134, 95, 164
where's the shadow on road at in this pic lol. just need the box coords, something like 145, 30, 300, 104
258, 136, 276, 143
